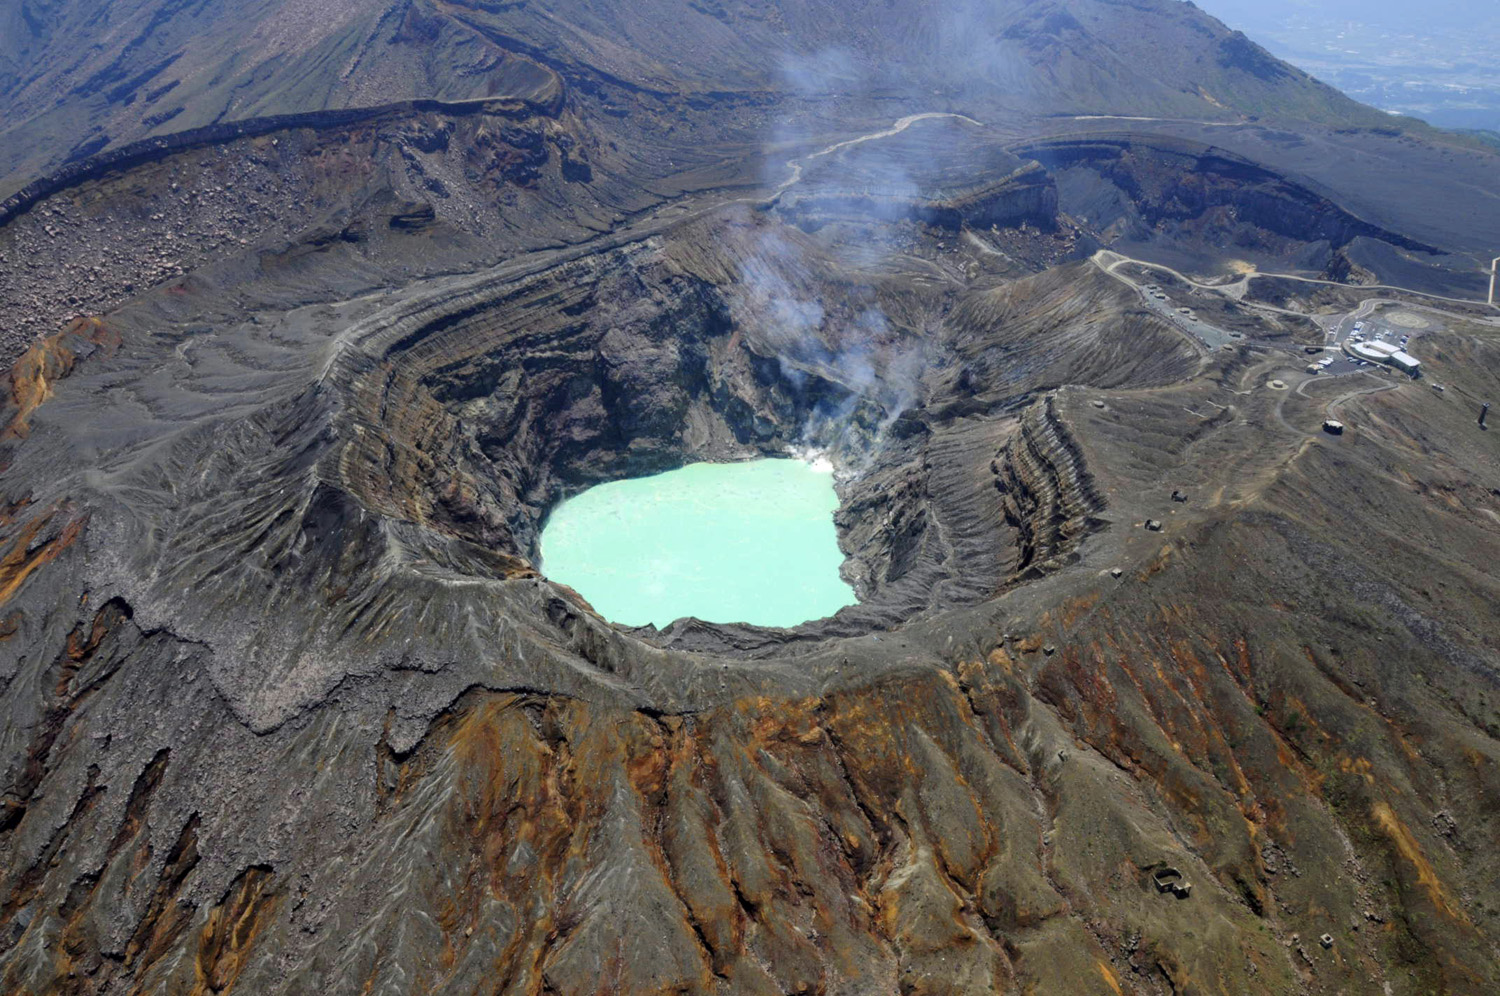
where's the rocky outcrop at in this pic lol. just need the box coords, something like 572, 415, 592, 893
0, 99, 629, 365
995, 395, 1105, 578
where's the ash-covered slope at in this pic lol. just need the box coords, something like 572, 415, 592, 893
1, 2, 1500, 995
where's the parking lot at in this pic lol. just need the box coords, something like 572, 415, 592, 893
1137, 283, 1237, 350
1300, 347, 1361, 376
1315, 308, 1434, 379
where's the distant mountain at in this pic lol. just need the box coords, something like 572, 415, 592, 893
0, 0, 1400, 197
1198, 0, 1500, 131
1201, 0, 1495, 35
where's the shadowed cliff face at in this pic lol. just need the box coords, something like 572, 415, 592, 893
1, 1, 1500, 994
1015, 135, 1441, 256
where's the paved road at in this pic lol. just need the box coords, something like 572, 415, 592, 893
1091, 251, 1238, 351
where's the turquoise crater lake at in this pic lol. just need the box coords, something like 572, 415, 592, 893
539, 459, 857, 629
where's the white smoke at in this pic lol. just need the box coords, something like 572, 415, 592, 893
721, 37, 985, 469
726, 219, 930, 468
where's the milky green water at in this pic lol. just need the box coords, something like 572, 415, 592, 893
539, 459, 856, 629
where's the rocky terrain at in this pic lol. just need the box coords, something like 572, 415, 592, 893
1, 1, 1499, 994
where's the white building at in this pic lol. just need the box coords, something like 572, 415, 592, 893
1390, 351, 1421, 375
1345, 339, 1421, 376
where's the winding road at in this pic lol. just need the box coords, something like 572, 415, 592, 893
1094, 249, 1498, 314
1092, 248, 1500, 360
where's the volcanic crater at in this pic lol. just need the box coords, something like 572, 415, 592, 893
3, 3, 1500, 992
311, 207, 1144, 657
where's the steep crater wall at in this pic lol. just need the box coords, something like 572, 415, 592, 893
321, 231, 1013, 645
